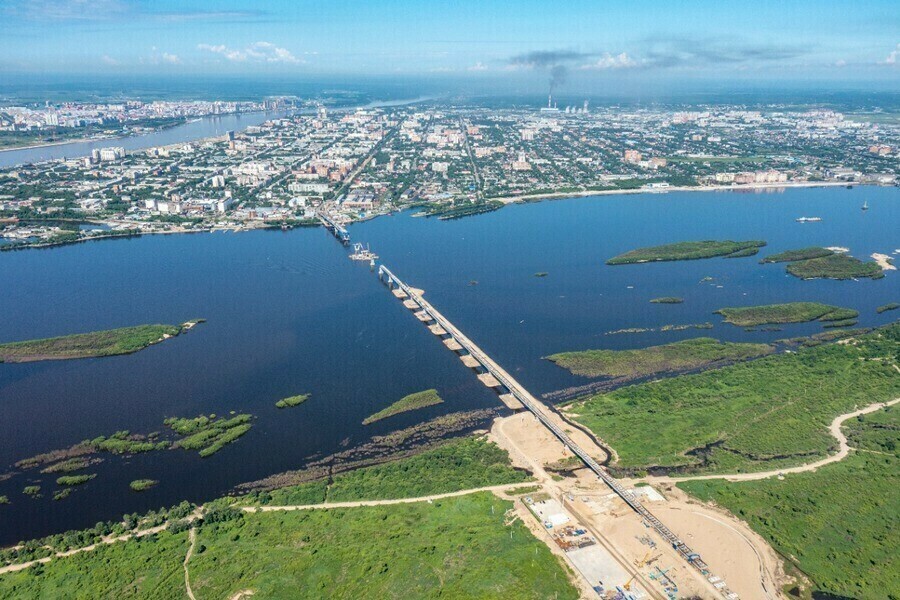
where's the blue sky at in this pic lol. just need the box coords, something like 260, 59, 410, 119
1, 0, 897, 89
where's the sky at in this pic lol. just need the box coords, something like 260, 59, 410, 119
0, 0, 898, 93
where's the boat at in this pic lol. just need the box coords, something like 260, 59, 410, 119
795, 217, 822, 223
862, 200, 869, 211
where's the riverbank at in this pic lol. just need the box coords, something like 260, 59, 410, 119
489, 180, 863, 205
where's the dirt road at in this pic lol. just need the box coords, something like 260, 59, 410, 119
641, 398, 899, 485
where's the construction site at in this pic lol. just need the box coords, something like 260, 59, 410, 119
375, 261, 787, 600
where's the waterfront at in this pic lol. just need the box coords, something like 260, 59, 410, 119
0, 185, 897, 544
0, 111, 281, 168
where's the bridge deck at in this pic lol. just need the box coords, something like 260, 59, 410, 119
378, 264, 731, 598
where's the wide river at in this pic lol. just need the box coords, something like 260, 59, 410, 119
0, 185, 897, 543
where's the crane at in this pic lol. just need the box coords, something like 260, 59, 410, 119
623, 573, 637, 591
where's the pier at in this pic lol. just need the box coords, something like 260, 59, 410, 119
378, 263, 737, 599
317, 212, 350, 245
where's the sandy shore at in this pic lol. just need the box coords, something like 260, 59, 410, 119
490, 180, 859, 205
872, 253, 896, 271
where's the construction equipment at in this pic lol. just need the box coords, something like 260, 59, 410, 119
623, 574, 637, 591
634, 551, 651, 567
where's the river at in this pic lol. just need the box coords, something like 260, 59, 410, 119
0, 111, 281, 168
0, 185, 897, 544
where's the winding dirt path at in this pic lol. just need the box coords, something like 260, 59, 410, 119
640, 398, 899, 484
183, 527, 197, 600
0, 486, 524, 576
244, 483, 526, 513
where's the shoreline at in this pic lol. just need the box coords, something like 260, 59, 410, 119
1, 181, 889, 253
488, 180, 862, 205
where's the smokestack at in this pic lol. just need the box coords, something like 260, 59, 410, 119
548, 93, 552, 109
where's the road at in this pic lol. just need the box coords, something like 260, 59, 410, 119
639, 397, 899, 485
243, 483, 526, 513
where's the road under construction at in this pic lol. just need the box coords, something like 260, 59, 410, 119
377, 263, 740, 600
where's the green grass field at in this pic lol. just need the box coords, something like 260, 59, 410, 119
567, 324, 900, 474
715, 302, 858, 327
0, 437, 573, 599
363, 389, 444, 424
606, 240, 766, 265
242, 437, 532, 506
191, 494, 577, 599
679, 406, 899, 599
0, 324, 184, 363
547, 338, 773, 380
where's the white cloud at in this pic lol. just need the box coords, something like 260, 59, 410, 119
578, 52, 637, 70
880, 43, 899, 66
161, 52, 181, 65
834, 59, 847, 68
100, 54, 119, 66
467, 62, 488, 72
198, 41, 302, 65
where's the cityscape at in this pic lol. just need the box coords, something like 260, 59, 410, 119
2, 102, 897, 250
0, 1, 898, 600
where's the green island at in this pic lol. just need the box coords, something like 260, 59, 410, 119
785, 253, 884, 280
760, 246, 835, 263
10, 414, 256, 496
22, 486, 41, 498
649, 297, 684, 304
165, 414, 253, 458
715, 302, 859, 327
56, 474, 95, 487
0, 438, 574, 600
275, 393, 310, 409
565, 323, 900, 474
760, 247, 884, 280
606, 240, 766, 265
546, 338, 773, 381
129, 479, 159, 492
0, 495, 8, 505
362, 389, 444, 425
0, 321, 202, 363
679, 406, 899, 599
534, 272, 549, 277
877, 302, 900, 314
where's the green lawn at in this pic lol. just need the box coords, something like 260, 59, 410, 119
547, 338, 773, 380
606, 240, 766, 265
567, 324, 900, 474
679, 406, 900, 599
0, 324, 185, 363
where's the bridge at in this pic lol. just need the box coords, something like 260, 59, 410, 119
378, 264, 738, 600
318, 212, 350, 245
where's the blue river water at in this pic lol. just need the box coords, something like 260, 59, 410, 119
0, 112, 280, 168
0, 185, 897, 544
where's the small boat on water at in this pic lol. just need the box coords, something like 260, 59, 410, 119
796, 216, 822, 223
862, 200, 869, 211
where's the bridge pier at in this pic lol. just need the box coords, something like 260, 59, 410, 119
376, 263, 736, 599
